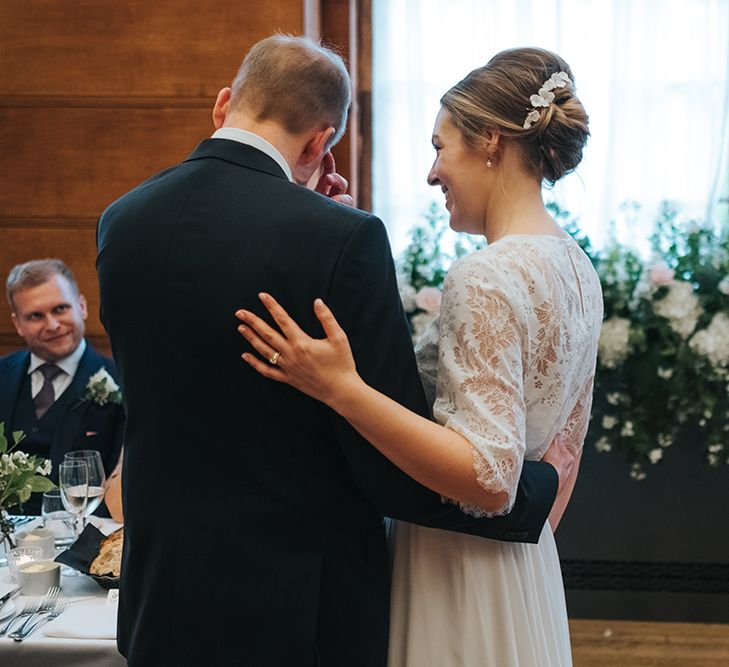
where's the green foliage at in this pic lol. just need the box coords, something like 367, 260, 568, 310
556, 201, 729, 477
398, 202, 485, 292
0, 421, 55, 515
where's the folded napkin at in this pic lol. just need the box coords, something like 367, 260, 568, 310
44, 603, 117, 639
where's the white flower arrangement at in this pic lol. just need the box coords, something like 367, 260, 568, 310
651, 280, 702, 338
84, 367, 122, 406
584, 201, 729, 478
0, 424, 54, 548
597, 316, 631, 369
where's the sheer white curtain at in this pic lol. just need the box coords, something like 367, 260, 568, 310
372, 0, 729, 253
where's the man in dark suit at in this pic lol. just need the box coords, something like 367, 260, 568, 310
97, 35, 570, 667
1, 259, 124, 515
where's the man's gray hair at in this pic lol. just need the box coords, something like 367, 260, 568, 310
230, 34, 352, 147
6, 259, 79, 311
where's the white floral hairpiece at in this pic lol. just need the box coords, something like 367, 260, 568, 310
523, 71, 571, 129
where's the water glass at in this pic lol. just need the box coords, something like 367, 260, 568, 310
7, 546, 43, 582
42, 489, 76, 546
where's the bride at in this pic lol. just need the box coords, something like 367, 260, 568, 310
237, 47, 602, 666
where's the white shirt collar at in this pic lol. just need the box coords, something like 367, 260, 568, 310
211, 128, 293, 182
28, 338, 87, 377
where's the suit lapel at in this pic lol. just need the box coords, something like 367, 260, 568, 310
0, 351, 30, 436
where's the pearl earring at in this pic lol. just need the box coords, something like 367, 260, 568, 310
487, 158, 493, 168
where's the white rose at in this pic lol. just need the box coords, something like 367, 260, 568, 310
657, 367, 673, 380
647, 448, 663, 464
689, 312, 729, 368
606, 392, 621, 406
601, 415, 618, 430
414, 286, 442, 314
630, 463, 647, 481
598, 316, 631, 368
652, 280, 702, 338
595, 437, 611, 452
718, 277, 729, 295
620, 421, 635, 437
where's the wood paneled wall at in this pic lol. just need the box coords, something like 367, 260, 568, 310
0, 0, 370, 356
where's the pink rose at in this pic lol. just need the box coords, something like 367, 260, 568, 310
649, 263, 674, 286
415, 286, 442, 314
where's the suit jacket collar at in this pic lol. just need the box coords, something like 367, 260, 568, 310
185, 139, 290, 182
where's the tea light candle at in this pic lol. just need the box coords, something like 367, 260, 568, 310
17, 560, 61, 595
16, 528, 56, 559
6, 546, 44, 581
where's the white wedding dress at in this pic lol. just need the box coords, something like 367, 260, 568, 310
388, 234, 603, 667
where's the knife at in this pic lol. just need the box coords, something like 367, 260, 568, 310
0, 589, 19, 614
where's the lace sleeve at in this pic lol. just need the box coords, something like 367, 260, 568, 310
433, 257, 527, 518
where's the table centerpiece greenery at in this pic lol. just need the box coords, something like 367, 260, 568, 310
0, 423, 54, 551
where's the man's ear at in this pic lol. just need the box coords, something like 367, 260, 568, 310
10, 311, 21, 337
292, 127, 336, 186
300, 127, 336, 165
78, 294, 88, 320
212, 87, 232, 129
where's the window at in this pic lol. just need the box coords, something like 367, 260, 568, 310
373, 0, 729, 252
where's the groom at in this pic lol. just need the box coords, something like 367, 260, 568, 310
97, 35, 567, 666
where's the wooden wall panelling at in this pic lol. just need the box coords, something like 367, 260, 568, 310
356, 0, 372, 212
0, 0, 305, 98
0, 105, 213, 219
0, 0, 311, 356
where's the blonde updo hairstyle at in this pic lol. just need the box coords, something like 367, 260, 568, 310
441, 47, 589, 186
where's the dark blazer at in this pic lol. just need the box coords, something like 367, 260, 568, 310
96, 139, 558, 667
0, 342, 124, 514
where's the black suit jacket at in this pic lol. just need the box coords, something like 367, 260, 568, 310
96, 139, 558, 667
0, 342, 124, 514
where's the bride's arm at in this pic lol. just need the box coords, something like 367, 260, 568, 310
238, 293, 513, 514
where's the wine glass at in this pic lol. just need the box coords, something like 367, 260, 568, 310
58, 460, 88, 540
64, 450, 106, 526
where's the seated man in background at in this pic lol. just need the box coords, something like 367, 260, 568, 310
0, 259, 124, 515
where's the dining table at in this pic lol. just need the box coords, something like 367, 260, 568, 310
0, 517, 126, 667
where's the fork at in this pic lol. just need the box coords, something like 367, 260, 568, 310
10, 597, 68, 642
10, 587, 60, 637
0, 595, 41, 637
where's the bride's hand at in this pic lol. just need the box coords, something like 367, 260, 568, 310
236, 293, 362, 407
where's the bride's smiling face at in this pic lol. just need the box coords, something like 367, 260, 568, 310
427, 107, 491, 235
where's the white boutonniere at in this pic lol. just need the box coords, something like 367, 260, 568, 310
85, 367, 122, 406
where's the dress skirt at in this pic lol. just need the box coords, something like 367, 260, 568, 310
387, 521, 572, 667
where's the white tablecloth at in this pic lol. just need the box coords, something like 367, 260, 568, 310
0, 518, 126, 667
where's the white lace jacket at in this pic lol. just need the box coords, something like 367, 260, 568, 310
415, 234, 604, 517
